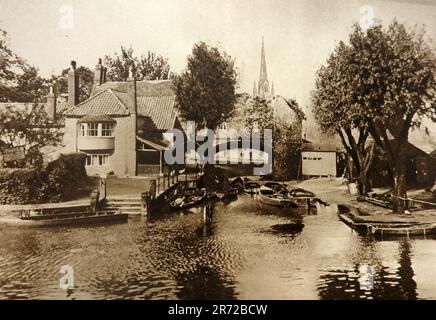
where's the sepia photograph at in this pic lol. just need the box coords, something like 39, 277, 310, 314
0, 0, 435, 306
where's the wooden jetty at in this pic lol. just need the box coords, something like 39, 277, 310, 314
337, 204, 436, 238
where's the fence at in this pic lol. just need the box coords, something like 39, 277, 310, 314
155, 170, 200, 195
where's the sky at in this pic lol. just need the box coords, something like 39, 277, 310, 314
0, 0, 435, 146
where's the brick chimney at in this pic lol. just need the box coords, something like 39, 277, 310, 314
46, 85, 56, 121
68, 60, 79, 109
94, 58, 106, 86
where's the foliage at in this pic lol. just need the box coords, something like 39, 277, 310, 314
313, 20, 436, 212
0, 103, 62, 161
230, 93, 273, 134
49, 65, 94, 102
0, 153, 88, 204
104, 46, 172, 81
0, 28, 47, 102
174, 42, 238, 131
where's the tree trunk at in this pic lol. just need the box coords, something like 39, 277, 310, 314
392, 160, 407, 214
358, 173, 370, 196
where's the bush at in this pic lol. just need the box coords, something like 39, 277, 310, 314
0, 153, 88, 204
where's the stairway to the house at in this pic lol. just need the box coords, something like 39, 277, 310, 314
104, 196, 143, 215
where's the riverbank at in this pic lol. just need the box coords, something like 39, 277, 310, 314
298, 177, 436, 234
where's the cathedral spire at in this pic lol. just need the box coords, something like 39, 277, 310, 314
258, 37, 270, 98
271, 81, 274, 96
253, 81, 257, 96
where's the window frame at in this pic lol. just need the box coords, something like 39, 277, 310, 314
85, 154, 109, 167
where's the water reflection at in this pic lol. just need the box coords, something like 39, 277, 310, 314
318, 240, 417, 300
0, 194, 433, 299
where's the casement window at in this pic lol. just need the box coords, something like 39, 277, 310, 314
80, 124, 86, 136
80, 123, 114, 137
87, 123, 99, 136
85, 154, 109, 166
101, 123, 113, 137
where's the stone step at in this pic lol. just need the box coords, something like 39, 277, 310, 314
105, 201, 142, 206
105, 206, 143, 215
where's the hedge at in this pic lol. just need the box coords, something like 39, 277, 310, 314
0, 153, 88, 204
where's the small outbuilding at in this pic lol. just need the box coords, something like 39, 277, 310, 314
301, 142, 344, 178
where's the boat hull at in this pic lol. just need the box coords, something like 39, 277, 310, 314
6, 212, 129, 228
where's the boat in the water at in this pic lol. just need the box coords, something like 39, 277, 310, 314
263, 182, 289, 195
15, 210, 128, 228
369, 223, 436, 237
244, 180, 261, 194
258, 186, 295, 208
170, 189, 207, 211
229, 177, 244, 191
287, 188, 318, 207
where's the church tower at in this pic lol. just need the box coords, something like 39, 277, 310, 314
257, 37, 270, 98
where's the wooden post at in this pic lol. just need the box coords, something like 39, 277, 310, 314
159, 151, 163, 175
157, 177, 160, 194
141, 191, 150, 216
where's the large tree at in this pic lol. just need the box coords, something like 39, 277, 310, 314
314, 21, 435, 213
104, 46, 172, 81
0, 28, 47, 102
49, 66, 94, 102
312, 42, 375, 196
0, 104, 62, 167
174, 42, 237, 131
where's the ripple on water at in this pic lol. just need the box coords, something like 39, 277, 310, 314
0, 195, 433, 299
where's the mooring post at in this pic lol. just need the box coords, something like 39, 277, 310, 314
157, 177, 160, 194
141, 191, 150, 216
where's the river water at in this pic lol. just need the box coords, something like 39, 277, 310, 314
1, 194, 436, 300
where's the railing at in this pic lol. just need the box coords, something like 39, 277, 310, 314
155, 170, 200, 195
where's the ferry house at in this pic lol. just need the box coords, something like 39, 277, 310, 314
62, 60, 184, 177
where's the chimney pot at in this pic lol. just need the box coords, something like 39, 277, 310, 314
46, 85, 57, 121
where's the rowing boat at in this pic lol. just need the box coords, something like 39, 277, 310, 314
258, 186, 295, 208
13, 210, 128, 228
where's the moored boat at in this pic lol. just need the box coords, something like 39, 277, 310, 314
287, 188, 318, 207
170, 189, 207, 211
370, 223, 436, 237
14, 210, 128, 228
244, 181, 261, 194
258, 186, 295, 208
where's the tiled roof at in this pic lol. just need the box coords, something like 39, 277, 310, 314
64, 89, 129, 117
77, 114, 116, 123
67, 80, 178, 130
136, 136, 169, 151
0, 102, 68, 126
92, 80, 174, 96
138, 96, 177, 130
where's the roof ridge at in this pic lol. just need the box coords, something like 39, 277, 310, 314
107, 88, 129, 112
65, 89, 108, 115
